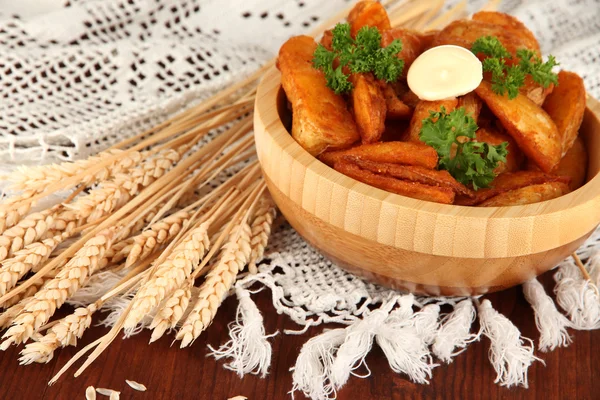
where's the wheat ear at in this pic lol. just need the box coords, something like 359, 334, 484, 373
0, 229, 115, 349
120, 210, 191, 269
0, 233, 67, 298
176, 222, 251, 347
148, 282, 192, 343
9, 149, 143, 192
67, 149, 181, 224
19, 303, 98, 365
0, 189, 37, 233
123, 222, 210, 331
247, 195, 276, 274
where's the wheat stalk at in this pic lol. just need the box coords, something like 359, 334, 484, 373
148, 282, 192, 343
123, 222, 210, 330
247, 195, 276, 274
1, 269, 59, 309
9, 149, 143, 192
0, 229, 115, 349
176, 221, 251, 347
19, 303, 98, 365
0, 233, 67, 297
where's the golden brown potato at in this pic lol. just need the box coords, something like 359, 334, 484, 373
475, 80, 561, 172
455, 170, 570, 206
319, 141, 439, 169
350, 73, 387, 144
335, 161, 455, 204
521, 75, 554, 107
381, 28, 427, 75
347, 1, 391, 38
458, 92, 483, 122
475, 127, 524, 174
478, 182, 569, 207
472, 11, 540, 55
420, 29, 440, 50
347, 157, 473, 197
380, 120, 409, 142
320, 29, 333, 50
543, 70, 587, 156
381, 82, 412, 120
406, 99, 459, 142
277, 36, 360, 155
552, 136, 588, 192
433, 19, 540, 60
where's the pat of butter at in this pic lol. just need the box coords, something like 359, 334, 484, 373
407, 45, 483, 101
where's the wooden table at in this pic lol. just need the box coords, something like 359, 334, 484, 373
1, 271, 598, 400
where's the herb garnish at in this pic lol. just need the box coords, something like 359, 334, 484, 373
471, 36, 559, 99
419, 107, 508, 190
312, 23, 404, 94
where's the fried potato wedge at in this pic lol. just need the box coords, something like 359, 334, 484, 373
478, 182, 569, 207
455, 170, 570, 206
278, 36, 360, 156
320, 29, 333, 50
521, 75, 554, 106
458, 92, 483, 122
319, 141, 438, 169
433, 19, 539, 59
472, 11, 540, 55
543, 70, 586, 156
380, 120, 409, 142
350, 73, 387, 143
475, 127, 524, 174
475, 80, 561, 172
407, 99, 458, 142
335, 161, 455, 204
381, 82, 412, 120
553, 136, 588, 192
347, 157, 473, 197
348, 1, 391, 38
381, 28, 427, 74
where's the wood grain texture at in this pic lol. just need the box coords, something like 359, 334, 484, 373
254, 66, 600, 295
1, 268, 598, 400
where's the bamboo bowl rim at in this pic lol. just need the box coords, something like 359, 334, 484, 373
254, 65, 600, 258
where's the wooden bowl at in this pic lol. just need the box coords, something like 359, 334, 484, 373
253, 66, 600, 296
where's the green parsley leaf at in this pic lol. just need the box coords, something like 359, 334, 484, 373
471, 36, 559, 99
517, 49, 559, 88
472, 36, 512, 59
312, 23, 404, 94
419, 107, 508, 190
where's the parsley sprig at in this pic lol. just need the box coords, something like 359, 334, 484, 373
419, 107, 508, 190
312, 23, 404, 94
471, 36, 559, 99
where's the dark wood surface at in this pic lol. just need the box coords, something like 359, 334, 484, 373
1, 271, 598, 400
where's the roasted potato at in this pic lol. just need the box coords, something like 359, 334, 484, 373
543, 70, 587, 156
380, 119, 409, 142
347, 0, 391, 38
475, 127, 524, 174
277, 36, 360, 155
381, 82, 412, 120
350, 73, 387, 143
475, 80, 561, 172
406, 99, 459, 142
478, 182, 569, 207
346, 157, 473, 197
552, 136, 588, 192
455, 170, 570, 206
319, 141, 438, 169
433, 19, 540, 60
472, 11, 540, 55
458, 92, 483, 122
381, 28, 427, 75
335, 160, 455, 204
520, 75, 554, 107
320, 29, 333, 50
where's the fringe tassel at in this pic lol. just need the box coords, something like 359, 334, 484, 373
477, 299, 541, 388
522, 278, 572, 352
432, 299, 478, 363
208, 285, 277, 378
554, 260, 600, 330
291, 328, 346, 400
376, 300, 437, 384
